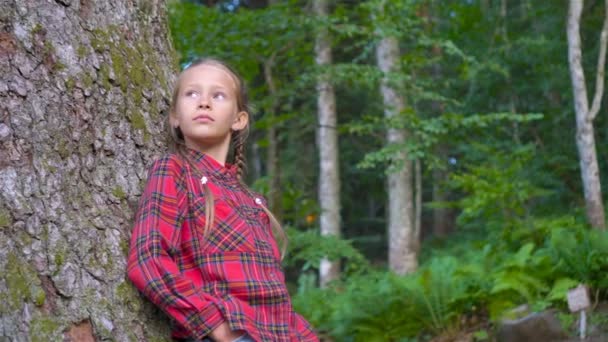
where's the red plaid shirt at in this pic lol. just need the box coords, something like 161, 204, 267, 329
127, 150, 318, 342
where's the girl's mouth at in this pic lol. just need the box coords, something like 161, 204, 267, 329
193, 114, 214, 122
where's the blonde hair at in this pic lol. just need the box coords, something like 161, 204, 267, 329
167, 58, 287, 257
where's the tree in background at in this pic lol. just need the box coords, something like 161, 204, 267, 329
314, 0, 342, 287
374, 0, 418, 274
0, 0, 175, 340
567, 0, 608, 230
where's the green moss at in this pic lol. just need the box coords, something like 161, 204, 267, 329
110, 44, 128, 93
4, 252, 42, 310
34, 289, 46, 307
43, 41, 54, 56
82, 72, 94, 89
0, 208, 10, 228
31, 23, 43, 35
65, 77, 76, 92
56, 138, 71, 159
112, 186, 126, 200
129, 111, 146, 131
30, 316, 61, 342
0, 293, 10, 314
77, 44, 87, 59
6, 253, 32, 306
116, 281, 134, 303
55, 250, 65, 268
53, 62, 66, 72
128, 110, 151, 142
119, 239, 129, 256
99, 64, 112, 91
18, 230, 33, 246
90, 28, 111, 52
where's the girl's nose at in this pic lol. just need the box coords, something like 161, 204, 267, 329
198, 95, 211, 109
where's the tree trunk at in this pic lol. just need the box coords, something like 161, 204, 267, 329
567, 0, 608, 230
0, 0, 177, 340
263, 59, 283, 220
265, 0, 282, 219
375, 32, 417, 274
432, 166, 451, 238
314, 0, 341, 287
421, 1, 452, 239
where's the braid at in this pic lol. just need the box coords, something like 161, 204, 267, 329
232, 129, 248, 181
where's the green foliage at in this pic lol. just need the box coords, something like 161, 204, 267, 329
447, 144, 550, 231
546, 226, 608, 290
285, 227, 370, 276
292, 214, 608, 340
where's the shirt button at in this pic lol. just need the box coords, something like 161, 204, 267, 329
255, 197, 262, 205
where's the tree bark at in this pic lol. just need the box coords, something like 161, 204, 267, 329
0, 0, 177, 340
375, 31, 417, 273
314, 0, 341, 287
567, 0, 608, 230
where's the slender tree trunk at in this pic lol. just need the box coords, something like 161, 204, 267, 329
500, 0, 522, 144
567, 0, 608, 230
0, 0, 177, 340
263, 59, 283, 219
422, 0, 452, 239
264, 0, 282, 219
314, 0, 341, 287
375, 30, 417, 274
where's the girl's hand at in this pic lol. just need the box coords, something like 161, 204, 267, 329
209, 322, 245, 342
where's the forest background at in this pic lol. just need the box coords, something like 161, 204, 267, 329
169, 0, 608, 339
2, 0, 608, 341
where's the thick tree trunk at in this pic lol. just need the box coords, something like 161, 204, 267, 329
314, 0, 341, 287
375, 33, 417, 275
0, 0, 177, 340
567, 0, 608, 230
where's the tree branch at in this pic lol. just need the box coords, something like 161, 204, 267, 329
589, 0, 608, 119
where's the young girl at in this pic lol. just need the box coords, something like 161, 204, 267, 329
127, 58, 319, 342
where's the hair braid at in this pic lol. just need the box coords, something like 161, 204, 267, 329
232, 129, 248, 181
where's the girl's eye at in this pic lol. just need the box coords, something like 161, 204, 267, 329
213, 92, 226, 100
185, 90, 199, 98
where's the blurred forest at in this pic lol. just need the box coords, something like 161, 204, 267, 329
169, 0, 608, 340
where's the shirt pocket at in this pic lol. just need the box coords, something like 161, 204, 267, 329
191, 197, 256, 254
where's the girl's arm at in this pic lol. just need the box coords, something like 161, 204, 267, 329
127, 157, 226, 340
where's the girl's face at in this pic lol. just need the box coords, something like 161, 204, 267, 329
170, 63, 248, 153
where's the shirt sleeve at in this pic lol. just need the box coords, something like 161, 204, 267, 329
126, 157, 224, 339
293, 312, 320, 341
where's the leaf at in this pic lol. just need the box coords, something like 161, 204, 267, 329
547, 278, 580, 302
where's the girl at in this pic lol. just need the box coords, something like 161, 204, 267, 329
127, 58, 319, 342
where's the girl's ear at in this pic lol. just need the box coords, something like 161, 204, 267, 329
232, 111, 249, 131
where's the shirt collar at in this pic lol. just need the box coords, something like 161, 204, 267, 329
187, 148, 239, 186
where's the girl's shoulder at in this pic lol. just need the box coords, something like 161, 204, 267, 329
147, 153, 187, 176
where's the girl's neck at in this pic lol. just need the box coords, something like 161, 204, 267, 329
185, 137, 230, 166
